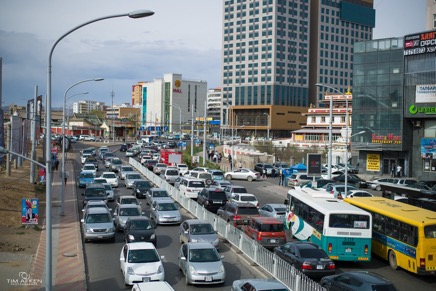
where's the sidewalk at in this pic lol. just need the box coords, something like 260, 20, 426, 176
30, 158, 86, 291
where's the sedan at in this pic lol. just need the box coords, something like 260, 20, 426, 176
320, 271, 398, 291
367, 177, 398, 191
120, 165, 136, 180
113, 204, 144, 231
224, 168, 259, 181
102, 183, 114, 202
146, 188, 173, 206
332, 173, 368, 188
124, 216, 156, 245
258, 203, 287, 222
274, 242, 335, 279
125, 173, 144, 189
120, 242, 165, 286
179, 219, 219, 249
212, 180, 232, 190
153, 163, 167, 175
132, 180, 154, 199
346, 190, 374, 198
100, 172, 119, 188
231, 278, 289, 291
178, 242, 225, 286
150, 200, 182, 225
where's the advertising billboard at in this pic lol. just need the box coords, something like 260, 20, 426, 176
21, 198, 39, 225
307, 153, 322, 175
404, 30, 436, 56
416, 84, 436, 103
366, 153, 380, 172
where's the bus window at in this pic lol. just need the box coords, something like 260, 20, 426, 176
329, 214, 370, 229
425, 225, 436, 238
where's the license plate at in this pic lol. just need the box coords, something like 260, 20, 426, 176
97, 235, 103, 239
213, 201, 222, 204
345, 248, 352, 253
317, 265, 324, 269
205, 276, 212, 282
270, 239, 276, 243
142, 277, 150, 282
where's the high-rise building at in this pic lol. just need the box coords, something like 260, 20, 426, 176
221, 0, 375, 137
426, 0, 436, 30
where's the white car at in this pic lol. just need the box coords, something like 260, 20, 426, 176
345, 190, 374, 198
230, 193, 259, 207
81, 163, 97, 177
176, 164, 189, 175
224, 168, 259, 181
119, 242, 165, 286
80, 153, 91, 164
100, 172, 119, 188
102, 183, 115, 201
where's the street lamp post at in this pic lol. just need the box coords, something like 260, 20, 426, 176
166, 102, 182, 140
46, 9, 154, 291
61, 79, 103, 216
263, 112, 270, 141
255, 115, 260, 139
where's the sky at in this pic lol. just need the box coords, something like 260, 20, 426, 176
0, 0, 427, 108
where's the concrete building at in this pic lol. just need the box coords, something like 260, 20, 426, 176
72, 100, 105, 114
426, 0, 436, 30
221, 0, 375, 138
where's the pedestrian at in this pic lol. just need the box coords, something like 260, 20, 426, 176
238, 160, 242, 169
396, 164, 402, 177
391, 164, 395, 177
64, 171, 69, 185
228, 153, 232, 165
262, 166, 266, 178
271, 168, 276, 179
54, 160, 59, 171
279, 168, 285, 186
218, 153, 222, 163
337, 192, 343, 200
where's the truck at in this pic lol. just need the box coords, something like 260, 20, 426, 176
160, 149, 182, 166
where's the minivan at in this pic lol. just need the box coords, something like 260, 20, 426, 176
243, 216, 286, 249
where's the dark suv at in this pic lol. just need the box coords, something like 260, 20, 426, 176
217, 202, 259, 229
82, 184, 107, 206
197, 187, 228, 213
120, 143, 128, 152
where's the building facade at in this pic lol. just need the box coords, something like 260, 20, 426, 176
72, 100, 105, 114
426, 0, 436, 31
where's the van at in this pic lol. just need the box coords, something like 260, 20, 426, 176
161, 168, 180, 185
179, 177, 205, 199
243, 216, 287, 249
189, 171, 213, 186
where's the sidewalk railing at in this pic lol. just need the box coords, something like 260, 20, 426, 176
129, 158, 326, 291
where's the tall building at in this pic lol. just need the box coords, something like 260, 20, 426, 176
426, 0, 436, 30
72, 100, 105, 114
207, 88, 222, 121
221, 0, 375, 137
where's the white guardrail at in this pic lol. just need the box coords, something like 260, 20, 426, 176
129, 158, 326, 291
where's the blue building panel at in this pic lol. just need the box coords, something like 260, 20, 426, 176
340, 1, 375, 28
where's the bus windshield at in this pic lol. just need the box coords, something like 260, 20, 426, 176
329, 214, 370, 229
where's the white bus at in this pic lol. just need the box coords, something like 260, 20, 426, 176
285, 187, 372, 262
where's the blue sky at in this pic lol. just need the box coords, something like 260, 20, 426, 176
0, 0, 427, 108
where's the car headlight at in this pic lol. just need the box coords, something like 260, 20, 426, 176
157, 264, 164, 274
191, 238, 198, 242
128, 234, 135, 241
136, 189, 140, 193
219, 264, 225, 273
213, 238, 219, 245
189, 265, 198, 275
108, 227, 114, 232
86, 229, 92, 233
150, 234, 156, 240
127, 267, 135, 275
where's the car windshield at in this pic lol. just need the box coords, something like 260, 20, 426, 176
189, 248, 220, 262
128, 249, 159, 263
329, 214, 370, 229
86, 213, 111, 223
83, 166, 94, 170
85, 189, 106, 197
83, 149, 93, 155
178, 164, 188, 168
260, 223, 285, 232
212, 172, 224, 176
119, 208, 140, 216
237, 207, 259, 215
121, 198, 139, 205
190, 223, 215, 234
122, 167, 134, 172
103, 173, 116, 179
137, 182, 152, 189
127, 174, 141, 180
152, 191, 169, 197
167, 170, 178, 175
209, 191, 227, 199
240, 196, 257, 202
129, 220, 152, 230
81, 173, 94, 178
233, 188, 247, 193
94, 179, 107, 184
299, 248, 329, 259
112, 159, 122, 165
103, 184, 112, 190
158, 203, 178, 211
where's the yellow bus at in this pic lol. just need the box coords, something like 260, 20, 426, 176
344, 197, 436, 275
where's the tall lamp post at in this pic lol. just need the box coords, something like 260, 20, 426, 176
263, 112, 270, 141
61, 79, 103, 216
166, 102, 182, 140
46, 9, 154, 291
255, 115, 260, 138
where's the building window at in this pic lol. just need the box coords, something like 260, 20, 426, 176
433, 14, 436, 28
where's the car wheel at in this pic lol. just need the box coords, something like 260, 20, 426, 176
247, 176, 253, 182
226, 175, 232, 180
354, 182, 361, 189
375, 184, 381, 191
389, 250, 399, 270
185, 273, 190, 286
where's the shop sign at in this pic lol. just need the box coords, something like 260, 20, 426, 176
416, 84, 436, 103
409, 104, 436, 115
366, 154, 380, 171
371, 133, 402, 144
173, 79, 182, 93
404, 30, 436, 56
421, 138, 436, 158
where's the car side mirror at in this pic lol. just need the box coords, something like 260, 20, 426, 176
180, 256, 186, 261
81, 193, 84, 196
119, 257, 125, 262
80, 219, 84, 223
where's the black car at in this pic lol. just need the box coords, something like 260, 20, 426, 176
333, 173, 367, 188
274, 242, 335, 279
123, 216, 157, 245
320, 271, 397, 291
197, 187, 228, 213
120, 143, 128, 152
132, 180, 154, 199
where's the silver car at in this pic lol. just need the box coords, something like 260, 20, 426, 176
258, 203, 287, 222
125, 173, 143, 188
145, 188, 173, 206
102, 183, 115, 202
179, 219, 219, 249
113, 204, 144, 231
81, 207, 115, 243
153, 163, 167, 175
120, 165, 136, 180
150, 200, 182, 225
178, 242, 225, 285
160, 168, 179, 185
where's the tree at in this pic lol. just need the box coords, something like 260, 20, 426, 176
89, 109, 105, 120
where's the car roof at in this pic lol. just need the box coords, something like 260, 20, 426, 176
133, 281, 174, 291
149, 188, 166, 192
235, 193, 256, 197
263, 203, 286, 208
86, 200, 107, 205
234, 279, 288, 290
343, 271, 394, 284
86, 184, 105, 189
85, 207, 110, 214
227, 185, 246, 189
184, 219, 210, 225
80, 170, 95, 174
288, 241, 320, 250
126, 216, 150, 222
118, 204, 140, 209
127, 242, 156, 250
251, 216, 282, 223
186, 242, 216, 249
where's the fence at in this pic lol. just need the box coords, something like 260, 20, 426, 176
129, 158, 326, 291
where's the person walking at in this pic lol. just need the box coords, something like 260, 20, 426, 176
262, 166, 266, 178
271, 168, 276, 179
391, 164, 395, 178
396, 164, 402, 177
279, 168, 285, 186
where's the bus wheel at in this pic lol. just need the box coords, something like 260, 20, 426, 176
389, 250, 399, 270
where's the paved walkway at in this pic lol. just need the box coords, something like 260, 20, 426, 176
29, 158, 86, 291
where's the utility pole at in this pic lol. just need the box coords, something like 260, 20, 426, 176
30, 86, 38, 183
111, 91, 115, 143
191, 104, 194, 157
203, 101, 207, 166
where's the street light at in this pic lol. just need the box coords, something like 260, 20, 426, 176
263, 112, 270, 141
61, 79, 103, 216
255, 115, 260, 138
45, 9, 154, 290
166, 102, 182, 140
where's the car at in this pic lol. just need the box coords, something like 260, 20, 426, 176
258, 203, 287, 221
179, 219, 219, 249
102, 183, 115, 201
98, 146, 109, 158
231, 278, 289, 291
176, 163, 189, 175
274, 242, 336, 279
178, 242, 225, 285
217, 202, 260, 229
84, 135, 96, 141
92, 177, 108, 185
367, 178, 397, 190
173, 176, 183, 189
81, 163, 97, 177
197, 187, 228, 213
160, 168, 179, 185
84, 156, 99, 171
143, 159, 158, 171
224, 168, 259, 181
104, 156, 115, 168
79, 134, 89, 141
82, 183, 108, 206
140, 155, 153, 165
132, 180, 154, 199
254, 163, 274, 176
224, 185, 248, 199
300, 179, 336, 189
77, 170, 95, 188
189, 171, 214, 187
332, 173, 368, 188
346, 190, 374, 198
125, 173, 144, 188
113, 204, 144, 231
153, 163, 167, 175
178, 177, 206, 199
116, 195, 142, 206
323, 183, 358, 198
191, 167, 208, 172
110, 157, 123, 173
273, 162, 290, 172
100, 172, 119, 187
81, 207, 115, 243
321, 170, 345, 180
320, 271, 398, 291
81, 200, 112, 213
150, 200, 182, 225
124, 216, 156, 245
80, 153, 92, 164
207, 169, 225, 181
102, 151, 115, 162
288, 173, 322, 187
126, 148, 136, 157
120, 143, 128, 152
230, 193, 259, 207
145, 188, 172, 206
120, 165, 136, 180
244, 216, 287, 249
119, 242, 165, 285
212, 179, 232, 190
131, 281, 174, 291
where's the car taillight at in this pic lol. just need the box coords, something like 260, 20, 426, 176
327, 262, 335, 270
257, 233, 262, 241
420, 258, 426, 268
233, 215, 241, 221
302, 262, 313, 270
364, 244, 368, 254
328, 242, 332, 253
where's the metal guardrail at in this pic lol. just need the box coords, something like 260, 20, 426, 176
129, 158, 326, 291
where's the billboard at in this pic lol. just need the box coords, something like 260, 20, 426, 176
416, 84, 436, 103
307, 154, 322, 175
366, 153, 380, 172
21, 198, 39, 225
404, 30, 436, 56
